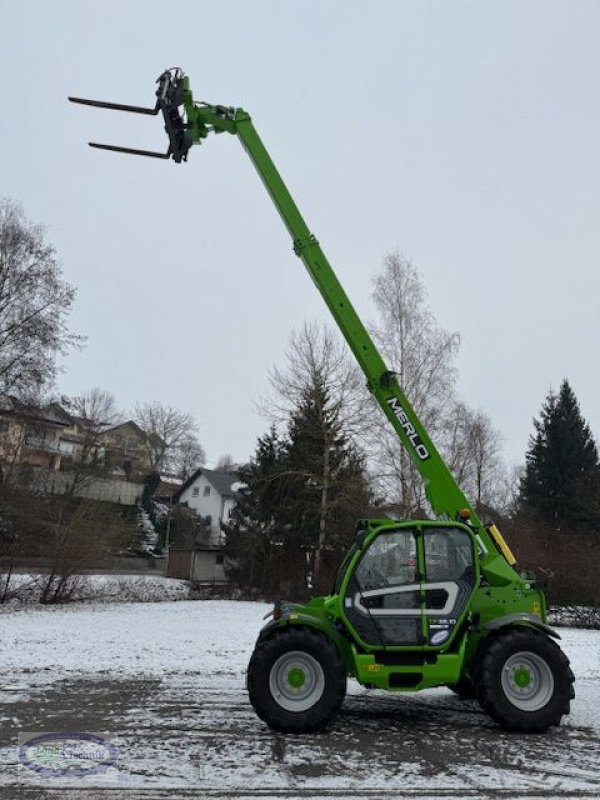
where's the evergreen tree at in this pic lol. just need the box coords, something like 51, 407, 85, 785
223, 426, 290, 594
224, 377, 371, 596
282, 374, 371, 592
520, 379, 600, 526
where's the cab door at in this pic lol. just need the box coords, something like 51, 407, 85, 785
343, 529, 424, 647
421, 526, 477, 646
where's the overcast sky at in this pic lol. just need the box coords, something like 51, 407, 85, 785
1, 1, 599, 469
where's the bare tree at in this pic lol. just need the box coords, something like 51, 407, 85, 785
444, 401, 505, 508
0, 486, 126, 604
497, 463, 524, 518
216, 454, 235, 471
264, 321, 372, 440
132, 401, 203, 474
366, 252, 507, 516
173, 432, 206, 479
67, 388, 118, 430
0, 199, 81, 398
35, 498, 125, 604
60, 388, 121, 494
467, 408, 504, 507
367, 252, 460, 515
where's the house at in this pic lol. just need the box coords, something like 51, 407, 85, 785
153, 475, 183, 504
0, 397, 72, 472
99, 420, 165, 477
41, 402, 105, 467
0, 400, 153, 504
166, 467, 244, 585
174, 467, 242, 547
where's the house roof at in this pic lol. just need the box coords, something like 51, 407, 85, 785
40, 403, 118, 434
101, 420, 165, 447
0, 397, 70, 428
43, 402, 76, 425
154, 478, 183, 499
174, 467, 241, 502
103, 420, 147, 439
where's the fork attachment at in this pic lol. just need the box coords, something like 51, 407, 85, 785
68, 68, 192, 162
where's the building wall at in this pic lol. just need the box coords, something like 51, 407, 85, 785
100, 422, 154, 474
165, 549, 226, 584
33, 468, 143, 505
191, 550, 226, 584
179, 474, 233, 547
165, 550, 193, 580
0, 417, 64, 471
0, 418, 24, 463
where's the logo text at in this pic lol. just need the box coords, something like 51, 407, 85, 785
387, 398, 431, 461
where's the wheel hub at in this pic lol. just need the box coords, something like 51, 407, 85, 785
513, 667, 532, 688
287, 667, 306, 689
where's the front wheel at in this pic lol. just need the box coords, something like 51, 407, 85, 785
449, 675, 476, 700
474, 628, 575, 732
247, 627, 346, 733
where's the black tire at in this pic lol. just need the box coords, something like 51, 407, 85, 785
247, 627, 346, 733
449, 675, 476, 700
474, 627, 575, 732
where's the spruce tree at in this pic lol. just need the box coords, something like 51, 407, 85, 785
223, 426, 289, 594
283, 375, 371, 591
520, 379, 600, 526
224, 376, 371, 596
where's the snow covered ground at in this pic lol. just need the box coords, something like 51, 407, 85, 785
0, 572, 195, 606
0, 600, 598, 799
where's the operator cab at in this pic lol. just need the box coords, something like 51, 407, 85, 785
341, 522, 477, 648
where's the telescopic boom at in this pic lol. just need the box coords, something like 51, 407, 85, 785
70, 69, 519, 572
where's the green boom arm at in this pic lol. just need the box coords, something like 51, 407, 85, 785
236, 117, 476, 523
71, 70, 521, 574
182, 81, 478, 527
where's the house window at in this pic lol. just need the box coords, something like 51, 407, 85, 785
0, 419, 9, 434
228, 507, 234, 518
192, 487, 200, 497
25, 427, 45, 448
203, 486, 211, 496
215, 553, 224, 565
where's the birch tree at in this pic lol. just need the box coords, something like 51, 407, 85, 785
367, 252, 505, 515
368, 252, 460, 515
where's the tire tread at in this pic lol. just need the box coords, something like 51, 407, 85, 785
247, 626, 346, 733
474, 627, 575, 732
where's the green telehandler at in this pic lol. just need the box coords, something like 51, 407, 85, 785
70, 68, 575, 734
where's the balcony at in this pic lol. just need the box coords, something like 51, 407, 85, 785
23, 437, 61, 454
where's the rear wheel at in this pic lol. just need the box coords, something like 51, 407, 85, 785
247, 627, 346, 733
474, 628, 575, 732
